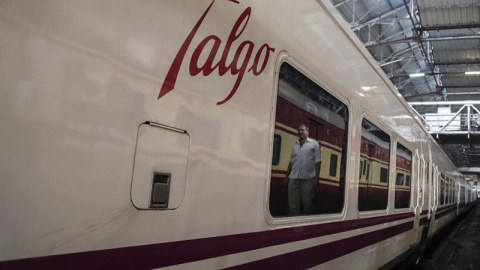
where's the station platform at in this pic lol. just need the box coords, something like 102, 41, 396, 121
412, 204, 480, 270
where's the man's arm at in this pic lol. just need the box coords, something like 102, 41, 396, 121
313, 142, 321, 185
284, 162, 292, 186
314, 161, 321, 180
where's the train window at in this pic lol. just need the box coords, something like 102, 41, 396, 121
366, 162, 370, 180
396, 174, 404, 185
330, 154, 338, 177
272, 134, 282, 165
446, 178, 450, 204
440, 174, 445, 205
395, 143, 412, 209
426, 162, 429, 184
363, 161, 367, 175
269, 62, 349, 217
358, 119, 390, 211
359, 161, 363, 179
380, 168, 388, 183
451, 180, 454, 203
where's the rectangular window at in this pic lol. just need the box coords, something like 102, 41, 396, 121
269, 62, 349, 217
396, 173, 405, 185
446, 179, 450, 203
330, 154, 338, 177
395, 143, 412, 209
366, 162, 370, 180
358, 119, 390, 211
441, 174, 445, 205
380, 168, 388, 183
272, 134, 282, 165
359, 161, 363, 179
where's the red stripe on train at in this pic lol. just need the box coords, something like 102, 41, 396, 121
0, 213, 414, 270
226, 222, 414, 269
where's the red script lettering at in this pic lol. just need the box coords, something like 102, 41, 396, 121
158, 1, 275, 105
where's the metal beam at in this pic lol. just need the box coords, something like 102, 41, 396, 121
403, 0, 440, 89
446, 92, 480, 95
408, 101, 480, 105
419, 24, 480, 31
388, 44, 419, 59
440, 85, 480, 88
403, 90, 441, 99
390, 71, 472, 78
420, 3, 480, 10
366, 35, 480, 48
351, 3, 408, 31
424, 35, 480, 42
334, 0, 353, 8
457, 167, 480, 173
435, 60, 480, 66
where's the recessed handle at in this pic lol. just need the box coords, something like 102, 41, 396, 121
150, 173, 171, 208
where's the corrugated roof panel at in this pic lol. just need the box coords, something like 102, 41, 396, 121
440, 65, 480, 73
446, 94, 480, 101
431, 39, 480, 50
434, 48, 480, 63
428, 28, 480, 38
443, 75, 480, 87
418, 0, 480, 27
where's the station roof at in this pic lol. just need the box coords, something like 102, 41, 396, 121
330, 0, 480, 175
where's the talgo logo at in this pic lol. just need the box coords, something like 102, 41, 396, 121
158, 0, 276, 105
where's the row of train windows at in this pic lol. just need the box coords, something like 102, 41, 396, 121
357, 160, 409, 186
440, 176, 456, 205
269, 62, 412, 217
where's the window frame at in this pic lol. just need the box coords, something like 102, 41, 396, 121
394, 142, 413, 210
266, 56, 351, 226
358, 116, 391, 213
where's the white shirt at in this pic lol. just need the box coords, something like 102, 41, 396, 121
288, 138, 321, 179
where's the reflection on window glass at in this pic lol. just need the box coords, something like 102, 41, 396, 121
366, 163, 370, 180
396, 173, 405, 185
359, 161, 363, 179
395, 143, 412, 209
269, 62, 349, 217
380, 168, 388, 183
272, 134, 282, 165
441, 174, 445, 205
330, 154, 338, 177
358, 119, 390, 211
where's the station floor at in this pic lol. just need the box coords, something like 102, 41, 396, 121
411, 204, 480, 270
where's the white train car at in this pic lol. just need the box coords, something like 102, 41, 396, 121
0, 0, 474, 269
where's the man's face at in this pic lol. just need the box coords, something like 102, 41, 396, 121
298, 125, 308, 140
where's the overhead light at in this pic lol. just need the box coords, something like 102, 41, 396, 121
465, 71, 480, 75
409, 73, 425, 78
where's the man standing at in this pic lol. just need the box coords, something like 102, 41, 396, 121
284, 124, 321, 215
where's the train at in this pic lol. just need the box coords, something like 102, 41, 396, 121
0, 0, 476, 269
